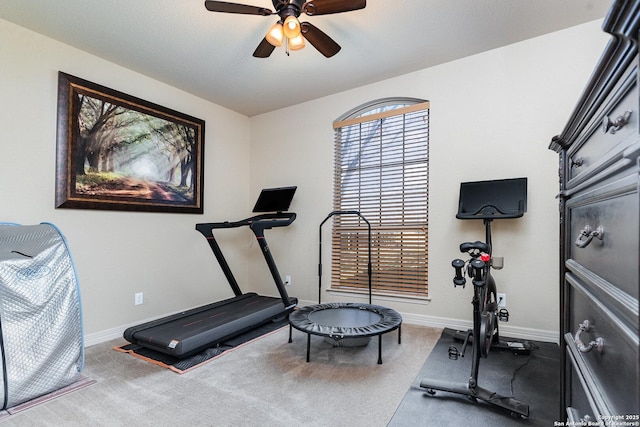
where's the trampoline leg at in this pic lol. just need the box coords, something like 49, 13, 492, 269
306, 334, 311, 363
378, 335, 383, 364
288, 324, 292, 343
398, 324, 402, 344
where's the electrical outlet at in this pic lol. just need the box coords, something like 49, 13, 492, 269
285, 275, 291, 286
497, 293, 506, 308
135, 292, 144, 305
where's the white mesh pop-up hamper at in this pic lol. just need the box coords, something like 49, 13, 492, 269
0, 222, 84, 409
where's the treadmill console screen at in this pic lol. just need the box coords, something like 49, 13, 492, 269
252, 186, 297, 213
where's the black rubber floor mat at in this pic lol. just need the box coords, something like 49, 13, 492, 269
389, 328, 560, 426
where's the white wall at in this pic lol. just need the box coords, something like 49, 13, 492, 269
0, 18, 252, 343
249, 20, 610, 341
0, 17, 610, 345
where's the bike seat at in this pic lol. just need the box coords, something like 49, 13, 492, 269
460, 241, 489, 254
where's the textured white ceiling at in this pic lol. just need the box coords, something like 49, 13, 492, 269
0, 0, 611, 116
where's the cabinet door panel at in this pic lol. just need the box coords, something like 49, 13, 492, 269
567, 273, 639, 416
568, 67, 638, 184
568, 183, 639, 299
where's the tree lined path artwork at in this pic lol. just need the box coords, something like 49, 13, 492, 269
74, 93, 197, 204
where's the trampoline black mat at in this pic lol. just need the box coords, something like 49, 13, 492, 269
388, 328, 561, 426
290, 302, 402, 338
115, 317, 289, 374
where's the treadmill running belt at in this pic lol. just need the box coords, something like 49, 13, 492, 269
124, 293, 289, 358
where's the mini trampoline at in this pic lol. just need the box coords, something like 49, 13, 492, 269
288, 302, 402, 364
288, 211, 403, 364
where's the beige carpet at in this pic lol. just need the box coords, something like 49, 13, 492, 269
1, 323, 441, 426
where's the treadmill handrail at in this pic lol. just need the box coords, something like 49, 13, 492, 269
195, 211, 296, 308
196, 212, 296, 234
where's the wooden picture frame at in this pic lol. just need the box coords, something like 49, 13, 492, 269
55, 72, 205, 214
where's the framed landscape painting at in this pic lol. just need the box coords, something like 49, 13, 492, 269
55, 72, 205, 214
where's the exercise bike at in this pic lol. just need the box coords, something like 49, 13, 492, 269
420, 178, 531, 418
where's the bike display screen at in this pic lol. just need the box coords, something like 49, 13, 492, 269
456, 178, 527, 219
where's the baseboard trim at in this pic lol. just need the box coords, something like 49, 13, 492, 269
85, 325, 127, 347
84, 303, 559, 347
399, 312, 559, 344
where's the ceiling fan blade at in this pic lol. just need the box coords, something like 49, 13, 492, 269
303, 0, 366, 15
253, 38, 276, 58
300, 22, 341, 57
204, 1, 273, 16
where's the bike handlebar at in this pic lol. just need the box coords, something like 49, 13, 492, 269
451, 244, 491, 288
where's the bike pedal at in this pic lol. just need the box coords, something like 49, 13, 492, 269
448, 345, 460, 360
507, 341, 531, 356
498, 308, 510, 322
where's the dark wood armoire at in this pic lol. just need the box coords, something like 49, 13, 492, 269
549, 0, 640, 423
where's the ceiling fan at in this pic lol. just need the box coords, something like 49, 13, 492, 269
204, 0, 366, 58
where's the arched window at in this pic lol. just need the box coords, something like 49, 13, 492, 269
332, 98, 429, 297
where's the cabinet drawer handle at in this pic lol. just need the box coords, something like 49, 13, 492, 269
567, 407, 593, 424
602, 110, 632, 134
574, 320, 604, 353
574, 225, 604, 248
570, 157, 584, 168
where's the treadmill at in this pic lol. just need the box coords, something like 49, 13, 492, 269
123, 186, 298, 358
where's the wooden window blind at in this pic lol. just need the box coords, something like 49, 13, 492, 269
332, 101, 429, 297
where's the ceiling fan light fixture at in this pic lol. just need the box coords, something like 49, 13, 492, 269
204, 0, 366, 58
265, 22, 284, 47
288, 34, 305, 51
283, 15, 301, 39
